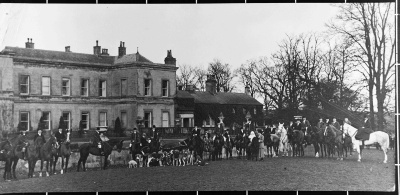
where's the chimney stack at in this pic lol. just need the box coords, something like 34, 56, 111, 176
205, 75, 217, 95
245, 83, 251, 96
101, 48, 109, 56
118, 41, 126, 57
65, 46, 70, 52
164, 50, 176, 65
25, 38, 34, 49
93, 40, 101, 55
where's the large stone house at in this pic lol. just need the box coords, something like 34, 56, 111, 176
0, 39, 177, 132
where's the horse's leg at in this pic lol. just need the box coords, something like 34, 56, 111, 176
65, 156, 70, 173
60, 156, 64, 174
103, 155, 108, 170
11, 158, 18, 180
53, 156, 58, 175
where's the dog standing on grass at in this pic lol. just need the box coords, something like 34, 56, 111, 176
128, 159, 138, 168
173, 149, 180, 166
135, 154, 143, 168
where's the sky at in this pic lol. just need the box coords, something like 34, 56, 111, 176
0, 4, 340, 71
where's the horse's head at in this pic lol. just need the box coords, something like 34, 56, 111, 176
116, 140, 124, 153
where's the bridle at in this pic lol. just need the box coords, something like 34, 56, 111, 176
344, 124, 358, 138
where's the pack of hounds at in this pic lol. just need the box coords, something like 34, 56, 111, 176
128, 148, 205, 168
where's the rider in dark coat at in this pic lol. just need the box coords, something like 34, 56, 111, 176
301, 117, 310, 135
140, 133, 148, 148
92, 129, 105, 155
55, 128, 66, 150
317, 118, 325, 129
293, 120, 302, 131
34, 129, 46, 144
331, 117, 340, 130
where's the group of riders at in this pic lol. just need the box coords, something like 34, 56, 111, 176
123, 114, 377, 165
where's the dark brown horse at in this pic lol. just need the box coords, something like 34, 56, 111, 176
26, 137, 42, 178
53, 133, 72, 175
326, 125, 344, 160
0, 139, 13, 181
291, 130, 304, 157
77, 139, 124, 171
233, 133, 245, 159
7, 134, 29, 180
343, 134, 353, 157
264, 132, 280, 158
37, 135, 57, 177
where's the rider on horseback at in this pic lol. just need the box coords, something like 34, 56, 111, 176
317, 117, 325, 129
93, 128, 107, 155
55, 128, 66, 152
34, 129, 46, 144
331, 117, 340, 130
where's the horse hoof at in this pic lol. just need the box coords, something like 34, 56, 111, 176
39, 173, 42, 177
357, 160, 361, 162
46, 173, 49, 177
61, 170, 64, 174
383, 161, 387, 164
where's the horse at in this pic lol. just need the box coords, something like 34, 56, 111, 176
343, 123, 390, 163
276, 123, 289, 157
233, 133, 245, 159
191, 135, 204, 163
212, 135, 223, 161
290, 130, 304, 157
223, 135, 233, 160
25, 137, 42, 178
0, 139, 13, 181
53, 131, 72, 174
37, 135, 57, 177
7, 134, 29, 180
343, 134, 353, 157
327, 125, 344, 160
77, 138, 124, 171
264, 131, 280, 158
323, 125, 340, 158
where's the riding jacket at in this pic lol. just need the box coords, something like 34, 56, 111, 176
332, 121, 340, 130
131, 132, 140, 143
55, 130, 66, 143
33, 133, 46, 144
363, 119, 371, 129
317, 121, 325, 129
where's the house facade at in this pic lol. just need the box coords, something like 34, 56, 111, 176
175, 75, 264, 132
0, 39, 177, 132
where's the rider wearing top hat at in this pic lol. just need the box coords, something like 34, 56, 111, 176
131, 128, 140, 144
293, 120, 302, 131
140, 133, 148, 148
92, 128, 105, 155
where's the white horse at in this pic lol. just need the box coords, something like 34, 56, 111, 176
276, 123, 289, 157
343, 123, 389, 163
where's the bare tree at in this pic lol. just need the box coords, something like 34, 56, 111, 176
176, 64, 197, 90
208, 59, 236, 93
328, 3, 395, 131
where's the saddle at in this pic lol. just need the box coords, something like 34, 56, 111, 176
355, 128, 373, 141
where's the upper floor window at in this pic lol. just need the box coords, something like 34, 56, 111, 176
62, 78, 71, 96
121, 79, 127, 96
232, 108, 236, 114
254, 108, 257, 115
243, 108, 246, 115
162, 80, 169, 97
99, 80, 106, 97
42, 76, 51, 95
144, 79, 151, 96
81, 79, 89, 96
20, 75, 30, 95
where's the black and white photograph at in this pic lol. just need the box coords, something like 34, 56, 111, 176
0, 3, 397, 192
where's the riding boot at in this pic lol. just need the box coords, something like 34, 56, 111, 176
100, 148, 105, 155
